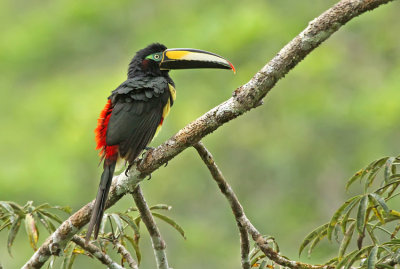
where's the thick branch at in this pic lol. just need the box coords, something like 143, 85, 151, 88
71, 235, 124, 269
23, 0, 395, 267
131, 186, 169, 269
193, 142, 250, 269
193, 141, 334, 269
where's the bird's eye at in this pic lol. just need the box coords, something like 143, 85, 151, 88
153, 54, 160, 60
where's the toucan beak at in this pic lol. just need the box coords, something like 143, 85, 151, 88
160, 48, 235, 73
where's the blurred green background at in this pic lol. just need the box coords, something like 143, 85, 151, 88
1, 0, 400, 268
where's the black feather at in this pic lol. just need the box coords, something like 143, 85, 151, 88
85, 160, 116, 245
106, 86, 169, 162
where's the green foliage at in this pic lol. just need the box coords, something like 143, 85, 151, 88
0, 201, 184, 268
0, 201, 70, 256
300, 155, 400, 268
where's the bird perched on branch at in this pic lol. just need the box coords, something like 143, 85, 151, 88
85, 43, 235, 244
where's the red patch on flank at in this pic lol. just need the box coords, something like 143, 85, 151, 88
95, 100, 118, 160
159, 117, 164, 126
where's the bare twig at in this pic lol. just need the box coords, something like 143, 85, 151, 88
71, 235, 124, 269
132, 186, 169, 269
193, 142, 334, 269
115, 241, 139, 269
193, 142, 251, 269
23, 0, 395, 267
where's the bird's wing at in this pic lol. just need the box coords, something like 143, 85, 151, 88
105, 79, 170, 164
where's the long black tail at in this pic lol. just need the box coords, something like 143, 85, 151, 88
85, 159, 116, 245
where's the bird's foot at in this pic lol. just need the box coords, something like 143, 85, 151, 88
138, 147, 155, 162
141, 147, 155, 158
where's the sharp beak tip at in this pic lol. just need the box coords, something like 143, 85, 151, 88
229, 62, 236, 74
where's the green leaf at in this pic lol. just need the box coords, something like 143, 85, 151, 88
0, 201, 15, 215
39, 210, 62, 223
125, 207, 138, 213
67, 253, 77, 269
7, 216, 21, 256
384, 157, 396, 182
152, 212, 186, 239
391, 222, 400, 239
328, 195, 361, 241
118, 214, 140, 235
382, 239, 400, 246
366, 246, 378, 269
150, 204, 172, 211
299, 223, 329, 256
340, 202, 359, 234
34, 203, 51, 211
356, 195, 368, 235
389, 210, 400, 218
325, 256, 338, 265
308, 230, 327, 257
110, 213, 124, 236
54, 206, 72, 214
369, 193, 390, 214
0, 219, 11, 232
365, 165, 384, 192
341, 202, 359, 233
387, 184, 400, 199
99, 213, 108, 235
334, 223, 341, 243
47, 256, 55, 269
249, 247, 261, 259
259, 260, 267, 269
344, 246, 373, 269
348, 158, 388, 191
371, 207, 385, 225
7, 202, 24, 216
25, 213, 39, 250
378, 180, 400, 196
338, 222, 355, 259
376, 265, 395, 269
35, 211, 55, 233
335, 249, 358, 269
366, 224, 379, 246
346, 169, 364, 190
251, 254, 266, 267
62, 242, 75, 269
124, 235, 141, 265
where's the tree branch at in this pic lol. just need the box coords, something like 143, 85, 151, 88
193, 142, 250, 269
193, 141, 334, 269
22, 0, 395, 267
71, 235, 124, 269
114, 241, 139, 269
131, 186, 169, 269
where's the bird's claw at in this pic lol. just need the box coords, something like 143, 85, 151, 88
141, 147, 155, 159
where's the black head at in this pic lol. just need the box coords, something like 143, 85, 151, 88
127, 43, 235, 78
128, 43, 168, 78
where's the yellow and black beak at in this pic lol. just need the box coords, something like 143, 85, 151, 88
160, 48, 235, 73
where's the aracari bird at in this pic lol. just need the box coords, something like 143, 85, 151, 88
85, 43, 235, 244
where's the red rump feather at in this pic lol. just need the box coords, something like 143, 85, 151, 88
95, 100, 118, 160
